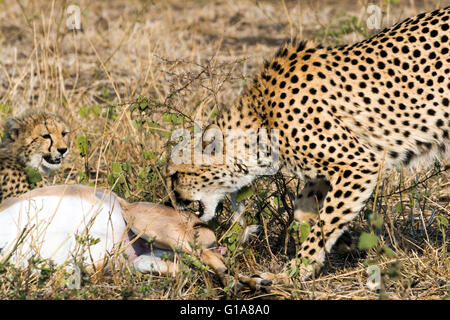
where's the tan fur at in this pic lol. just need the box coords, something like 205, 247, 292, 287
118, 200, 217, 250
117, 199, 232, 284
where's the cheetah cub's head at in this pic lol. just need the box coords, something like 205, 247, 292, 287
2, 110, 70, 174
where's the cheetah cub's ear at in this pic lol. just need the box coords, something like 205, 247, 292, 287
3, 117, 20, 143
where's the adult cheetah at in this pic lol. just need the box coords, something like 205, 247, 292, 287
166, 7, 450, 279
0, 110, 70, 203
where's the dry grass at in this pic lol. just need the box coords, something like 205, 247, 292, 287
0, 0, 448, 300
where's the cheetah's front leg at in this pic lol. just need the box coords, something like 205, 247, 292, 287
294, 167, 379, 279
264, 166, 379, 282
294, 178, 354, 252
294, 178, 331, 224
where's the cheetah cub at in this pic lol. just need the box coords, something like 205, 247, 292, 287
167, 7, 450, 280
0, 110, 70, 202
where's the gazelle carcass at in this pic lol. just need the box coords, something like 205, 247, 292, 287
0, 184, 269, 290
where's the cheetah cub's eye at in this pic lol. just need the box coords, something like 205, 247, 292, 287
42, 134, 51, 139
62, 131, 69, 137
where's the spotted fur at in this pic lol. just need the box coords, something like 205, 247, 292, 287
167, 7, 450, 278
0, 110, 70, 203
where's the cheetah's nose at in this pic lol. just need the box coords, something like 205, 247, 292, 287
57, 148, 68, 156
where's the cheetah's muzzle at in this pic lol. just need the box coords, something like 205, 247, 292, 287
43, 155, 62, 165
